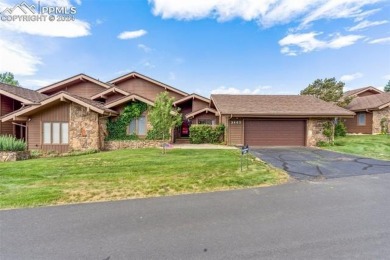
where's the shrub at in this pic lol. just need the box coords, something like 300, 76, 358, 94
189, 124, 225, 144
146, 129, 170, 140
335, 121, 347, 137
0, 135, 26, 151
316, 141, 329, 147
380, 117, 389, 134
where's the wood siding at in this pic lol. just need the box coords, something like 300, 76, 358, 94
229, 118, 243, 145
105, 93, 126, 104
27, 102, 70, 153
244, 120, 306, 146
344, 112, 373, 134
115, 78, 185, 101
45, 81, 106, 98
192, 112, 218, 125
0, 94, 22, 136
357, 90, 380, 97
192, 99, 210, 112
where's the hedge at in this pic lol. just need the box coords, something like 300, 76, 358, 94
189, 124, 225, 144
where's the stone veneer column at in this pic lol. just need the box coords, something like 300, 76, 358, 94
69, 103, 100, 151
307, 118, 332, 146
372, 107, 390, 134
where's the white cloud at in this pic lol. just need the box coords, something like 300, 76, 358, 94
0, 1, 90, 38
149, 0, 382, 28
383, 74, 390, 80
141, 60, 155, 69
138, 44, 152, 52
340, 72, 363, 82
118, 30, 147, 40
0, 39, 42, 76
96, 19, 103, 25
21, 78, 59, 89
279, 32, 364, 55
348, 20, 388, 31
211, 85, 272, 95
368, 37, 390, 44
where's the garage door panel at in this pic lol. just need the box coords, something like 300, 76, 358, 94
244, 120, 306, 146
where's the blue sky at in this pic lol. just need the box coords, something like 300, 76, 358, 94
0, 0, 389, 97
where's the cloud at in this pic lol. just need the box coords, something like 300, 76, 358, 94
149, 0, 382, 28
0, 39, 42, 76
211, 85, 272, 95
96, 19, 103, 25
21, 78, 59, 89
383, 74, 390, 80
368, 37, 390, 44
348, 20, 388, 31
279, 32, 364, 55
141, 60, 155, 69
118, 30, 147, 40
138, 44, 152, 52
340, 73, 363, 82
0, 1, 90, 38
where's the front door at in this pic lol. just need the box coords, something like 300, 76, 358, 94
181, 121, 190, 137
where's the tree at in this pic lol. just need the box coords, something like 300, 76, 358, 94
300, 77, 345, 102
385, 80, 390, 92
0, 72, 19, 86
148, 92, 182, 152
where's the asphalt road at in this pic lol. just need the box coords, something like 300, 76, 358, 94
251, 147, 390, 180
1, 173, 390, 259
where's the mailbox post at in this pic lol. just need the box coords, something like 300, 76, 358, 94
241, 145, 249, 172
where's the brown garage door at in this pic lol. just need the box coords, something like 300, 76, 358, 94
244, 120, 306, 146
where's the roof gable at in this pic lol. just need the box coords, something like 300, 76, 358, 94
108, 71, 188, 97
104, 93, 155, 108
90, 87, 130, 100
211, 94, 355, 117
343, 86, 383, 98
0, 82, 48, 104
346, 92, 390, 111
174, 93, 210, 105
1, 91, 117, 122
37, 74, 112, 94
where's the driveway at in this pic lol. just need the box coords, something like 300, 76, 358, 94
251, 147, 390, 180
1, 173, 390, 259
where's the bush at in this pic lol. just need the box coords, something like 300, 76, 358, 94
0, 135, 26, 151
335, 121, 347, 137
146, 129, 170, 140
189, 124, 225, 144
380, 117, 389, 134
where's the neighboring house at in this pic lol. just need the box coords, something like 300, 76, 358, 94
344, 92, 390, 134
342, 86, 390, 134
1, 72, 355, 152
210, 95, 354, 146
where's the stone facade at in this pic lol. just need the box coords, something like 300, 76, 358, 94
0, 151, 30, 162
69, 103, 100, 151
104, 140, 165, 150
372, 106, 390, 134
307, 118, 332, 146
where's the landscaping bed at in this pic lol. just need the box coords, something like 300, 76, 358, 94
0, 149, 288, 209
321, 135, 390, 160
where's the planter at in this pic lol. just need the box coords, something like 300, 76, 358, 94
104, 140, 165, 150
0, 151, 31, 162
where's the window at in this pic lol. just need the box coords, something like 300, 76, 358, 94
128, 116, 147, 135
358, 113, 366, 126
43, 122, 69, 145
198, 119, 213, 125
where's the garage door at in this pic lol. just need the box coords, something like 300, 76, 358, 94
244, 120, 306, 146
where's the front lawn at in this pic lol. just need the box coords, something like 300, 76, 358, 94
322, 135, 390, 160
0, 149, 288, 209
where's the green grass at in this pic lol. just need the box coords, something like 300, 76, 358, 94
0, 149, 288, 209
322, 135, 390, 160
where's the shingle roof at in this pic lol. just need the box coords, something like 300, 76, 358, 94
346, 92, 390, 111
343, 86, 383, 98
0, 82, 48, 103
211, 94, 355, 117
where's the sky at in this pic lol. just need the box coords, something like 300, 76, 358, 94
0, 0, 389, 97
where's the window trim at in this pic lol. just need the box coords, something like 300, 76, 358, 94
357, 112, 366, 126
42, 122, 69, 145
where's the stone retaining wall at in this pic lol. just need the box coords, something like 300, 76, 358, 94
104, 140, 166, 150
0, 151, 30, 162
372, 107, 390, 134
307, 118, 332, 146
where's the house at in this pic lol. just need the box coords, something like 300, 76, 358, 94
1, 71, 355, 152
342, 86, 390, 134
210, 95, 355, 146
